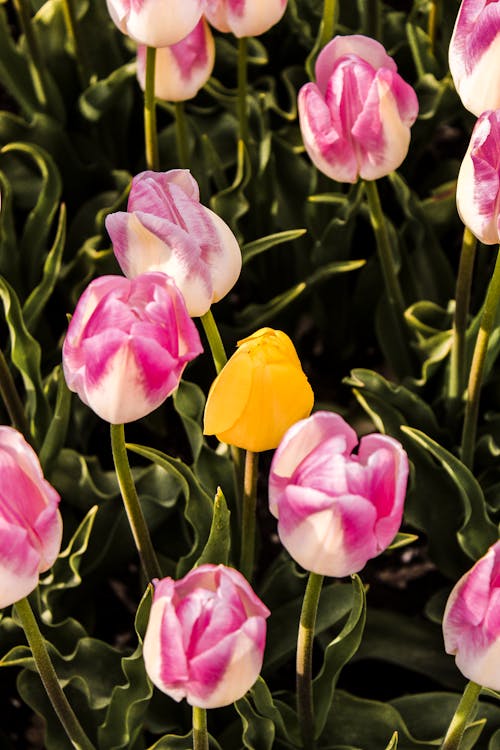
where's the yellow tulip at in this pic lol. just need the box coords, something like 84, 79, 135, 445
203, 328, 314, 452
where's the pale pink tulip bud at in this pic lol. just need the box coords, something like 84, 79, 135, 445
105, 170, 242, 317
143, 564, 270, 708
268, 411, 409, 577
443, 541, 500, 690
298, 35, 419, 183
456, 110, 500, 244
449, 0, 500, 116
204, 0, 287, 37
0, 427, 62, 608
136, 19, 215, 102
105, 0, 203, 48
62, 273, 203, 424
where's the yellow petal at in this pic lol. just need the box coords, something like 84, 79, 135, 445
203, 348, 253, 435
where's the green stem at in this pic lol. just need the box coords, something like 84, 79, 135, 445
364, 179, 413, 378
296, 572, 324, 750
193, 705, 209, 750
237, 37, 249, 146
440, 681, 482, 750
144, 46, 159, 171
239, 450, 258, 581
110, 423, 162, 581
428, 0, 439, 55
448, 227, 477, 408
0, 348, 30, 440
61, 0, 90, 88
318, 0, 337, 51
15, 597, 96, 750
200, 309, 227, 374
461, 246, 500, 469
12, 0, 49, 111
175, 102, 190, 169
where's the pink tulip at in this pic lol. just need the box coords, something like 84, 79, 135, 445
268, 411, 409, 577
449, 0, 500, 116
0, 427, 62, 608
62, 273, 202, 424
204, 0, 287, 38
105, 0, 203, 47
443, 541, 500, 690
106, 170, 242, 317
456, 110, 500, 244
143, 564, 270, 708
298, 35, 419, 183
136, 19, 215, 102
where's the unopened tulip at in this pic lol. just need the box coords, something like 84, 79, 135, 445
268, 411, 409, 577
136, 19, 215, 102
298, 35, 419, 183
203, 328, 314, 452
443, 541, 500, 690
204, 0, 287, 38
449, 0, 500, 116
105, 170, 242, 317
0, 427, 62, 608
143, 564, 270, 708
456, 109, 500, 244
62, 273, 202, 424
105, 0, 203, 48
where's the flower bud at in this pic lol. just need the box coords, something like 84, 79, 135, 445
443, 541, 500, 690
456, 109, 500, 244
203, 328, 314, 452
136, 19, 215, 102
298, 35, 419, 183
62, 273, 203, 424
143, 564, 270, 708
268, 411, 409, 577
105, 0, 203, 48
105, 170, 242, 317
204, 0, 287, 38
0, 427, 62, 608
449, 0, 500, 116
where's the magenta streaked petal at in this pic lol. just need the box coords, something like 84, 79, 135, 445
315, 35, 397, 95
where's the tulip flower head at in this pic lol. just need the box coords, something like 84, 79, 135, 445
203, 328, 314, 452
269, 411, 409, 577
136, 19, 215, 102
105, 0, 203, 48
456, 109, 500, 245
143, 564, 270, 708
63, 273, 202, 424
449, 0, 500, 116
298, 35, 419, 183
0, 427, 62, 608
204, 0, 288, 38
443, 541, 500, 690
106, 170, 242, 317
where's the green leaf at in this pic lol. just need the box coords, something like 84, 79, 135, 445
195, 487, 231, 567
0, 6, 36, 116
210, 140, 251, 241
387, 532, 419, 551
38, 365, 72, 473
78, 62, 136, 122
242, 229, 307, 264
235, 694, 275, 750
172, 379, 206, 463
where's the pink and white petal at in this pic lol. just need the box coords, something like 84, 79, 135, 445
130, 170, 200, 210
200, 207, 242, 303
143, 596, 189, 694
455, 635, 500, 690
456, 130, 500, 245
125, 0, 203, 48
217, 566, 271, 619
225, 0, 287, 38
315, 35, 396, 95
0, 519, 40, 608
33, 505, 63, 572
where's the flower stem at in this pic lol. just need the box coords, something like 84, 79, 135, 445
461, 246, 500, 469
317, 0, 337, 51
175, 101, 190, 169
239, 450, 259, 581
364, 179, 413, 378
11, 0, 49, 111
110, 423, 162, 581
61, 0, 90, 88
448, 227, 477, 410
200, 309, 227, 374
237, 36, 249, 146
428, 0, 439, 55
440, 681, 482, 750
0, 348, 30, 440
15, 596, 96, 750
144, 46, 159, 171
296, 572, 324, 750
193, 705, 209, 750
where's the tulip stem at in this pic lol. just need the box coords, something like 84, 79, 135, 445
193, 706, 209, 750
144, 46, 159, 171
0, 348, 31, 441
318, 0, 337, 51
440, 681, 482, 750
110, 423, 162, 581
296, 571, 324, 750
363, 179, 413, 379
237, 36, 249, 146
15, 596, 96, 750
175, 102, 190, 169
239, 450, 259, 581
428, 0, 439, 55
448, 227, 477, 413
61, 0, 91, 88
461, 246, 500, 469
11, 0, 49, 112
200, 309, 227, 374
